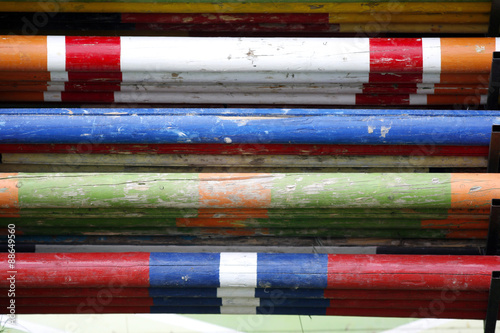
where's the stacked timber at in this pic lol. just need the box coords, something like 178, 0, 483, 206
0, 36, 495, 107
1, 252, 500, 318
0, 0, 495, 35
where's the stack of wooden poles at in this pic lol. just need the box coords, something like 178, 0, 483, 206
0, 36, 495, 106
0, 0, 495, 34
1, 0, 500, 321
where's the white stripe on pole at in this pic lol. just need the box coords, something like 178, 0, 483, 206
122, 71, 372, 84
113, 92, 359, 104
496, 37, 500, 51
3, 154, 486, 168
50, 71, 68, 82
47, 36, 66, 72
422, 38, 441, 83
221, 298, 261, 306
43, 91, 62, 102
220, 306, 258, 314
409, 94, 428, 105
120, 37, 371, 73
46, 83, 65, 91
219, 253, 258, 288
218, 288, 256, 298
416, 84, 435, 95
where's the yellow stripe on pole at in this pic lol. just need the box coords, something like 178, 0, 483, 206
0, 2, 491, 13
339, 23, 488, 33
328, 12, 489, 23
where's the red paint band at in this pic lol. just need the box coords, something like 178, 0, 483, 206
66, 37, 121, 72
370, 38, 423, 73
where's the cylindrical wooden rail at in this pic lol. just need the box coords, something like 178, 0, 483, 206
0, 1, 492, 14
0, 36, 496, 73
0, 173, 498, 211
0, 109, 498, 145
1, 253, 499, 290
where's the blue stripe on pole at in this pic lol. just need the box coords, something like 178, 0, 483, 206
150, 306, 222, 314
257, 253, 328, 289
147, 287, 327, 298
1, 109, 499, 145
257, 307, 327, 315
149, 253, 220, 288
255, 288, 325, 299
148, 287, 219, 298
4, 108, 500, 117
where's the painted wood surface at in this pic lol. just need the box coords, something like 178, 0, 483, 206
0, 82, 488, 95
0, 144, 487, 156
0, 71, 489, 84
0, 91, 487, 105
1, 153, 487, 168
1, 253, 499, 290
0, 2, 491, 14
0, 22, 490, 34
0, 165, 434, 173
0, 287, 488, 301
5, 226, 489, 238
0, 173, 498, 211
0, 36, 497, 73
0, 12, 491, 24
1, 207, 489, 219
1, 109, 498, 145
6, 216, 489, 229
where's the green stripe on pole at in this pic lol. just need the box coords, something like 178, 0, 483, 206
270, 173, 452, 209
18, 173, 200, 208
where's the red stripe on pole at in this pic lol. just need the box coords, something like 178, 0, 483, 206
0, 253, 150, 288
0, 144, 488, 156
61, 92, 115, 103
368, 73, 423, 83
355, 94, 410, 105
64, 82, 121, 92
323, 289, 488, 301
362, 83, 418, 94
0, 288, 151, 298
370, 38, 423, 73
66, 37, 121, 72
67, 72, 123, 82
327, 255, 500, 290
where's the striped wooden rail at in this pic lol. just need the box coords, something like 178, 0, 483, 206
0, 173, 498, 211
0, 37, 495, 73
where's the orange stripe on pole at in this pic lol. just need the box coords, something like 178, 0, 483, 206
439, 73, 490, 84
0, 91, 44, 102
451, 174, 500, 211
0, 173, 19, 217
433, 84, 487, 95
0, 36, 47, 71
199, 173, 272, 208
176, 208, 268, 227
0, 72, 51, 81
441, 38, 496, 73
426, 94, 483, 105
445, 230, 488, 239
420, 218, 489, 229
